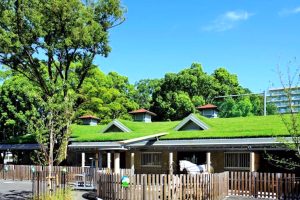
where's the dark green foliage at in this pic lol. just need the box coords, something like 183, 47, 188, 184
149, 63, 248, 120
0, 0, 125, 165
212, 67, 245, 96
134, 79, 162, 109
218, 95, 277, 118
76, 68, 138, 124
0, 73, 39, 142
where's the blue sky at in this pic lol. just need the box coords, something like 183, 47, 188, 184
95, 0, 300, 93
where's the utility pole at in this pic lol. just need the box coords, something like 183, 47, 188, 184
264, 90, 267, 116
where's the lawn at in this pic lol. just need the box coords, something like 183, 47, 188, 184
71, 114, 291, 142
70, 120, 177, 142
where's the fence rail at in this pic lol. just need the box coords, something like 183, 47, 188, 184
0, 164, 99, 198
0, 164, 133, 198
0, 164, 103, 181
2, 165, 300, 199
229, 171, 300, 199
97, 172, 229, 200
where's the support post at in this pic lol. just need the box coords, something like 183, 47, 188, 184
250, 152, 255, 172
114, 152, 120, 174
169, 152, 173, 175
81, 152, 85, 173
130, 152, 135, 174
95, 151, 99, 168
107, 152, 111, 170
206, 152, 211, 173
98, 151, 103, 169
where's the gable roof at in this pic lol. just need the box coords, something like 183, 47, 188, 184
197, 104, 218, 110
79, 115, 100, 120
129, 108, 157, 116
102, 119, 131, 133
174, 113, 209, 131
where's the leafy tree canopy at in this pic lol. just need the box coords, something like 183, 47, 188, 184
149, 63, 248, 120
0, 0, 125, 166
76, 68, 139, 124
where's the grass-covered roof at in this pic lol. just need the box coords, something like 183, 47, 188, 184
71, 114, 290, 142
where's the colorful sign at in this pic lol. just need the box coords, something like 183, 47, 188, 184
121, 176, 130, 188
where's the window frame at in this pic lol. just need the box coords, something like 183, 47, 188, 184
224, 152, 250, 170
140, 152, 162, 167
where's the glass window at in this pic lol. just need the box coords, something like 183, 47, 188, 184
141, 152, 162, 167
224, 152, 250, 170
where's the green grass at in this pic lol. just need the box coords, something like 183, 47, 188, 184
163, 115, 289, 140
70, 120, 177, 142
34, 188, 72, 200
71, 114, 290, 142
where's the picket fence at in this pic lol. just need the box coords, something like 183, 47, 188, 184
2, 165, 300, 199
0, 164, 133, 198
97, 172, 229, 200
0, 164, 97, 182
0, 164, 99, 198
229, 171, 300, 199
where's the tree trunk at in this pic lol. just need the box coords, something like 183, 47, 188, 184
48, 115, 54, 192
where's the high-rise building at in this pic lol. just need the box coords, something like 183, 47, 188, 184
267, 87, 300, 113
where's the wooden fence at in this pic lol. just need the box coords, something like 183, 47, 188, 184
229, 171, 300, 199
0, 164, 133, 198
0, 164, 98, 198
0, 164, 100, 181
0, 164, 132, 182
32, 171, 69, 199
97, 172, 229, 200
2, 165, 300, 199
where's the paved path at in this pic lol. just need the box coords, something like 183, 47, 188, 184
224, 196, 273, 200
0, 180, 94, 200
0, 180, 32, 200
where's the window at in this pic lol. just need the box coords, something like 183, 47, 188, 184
224, 152, 250, 170
141, 152, 162, 167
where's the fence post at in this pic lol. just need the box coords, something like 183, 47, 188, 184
226, 171, 229, 197
143, 175, 146, 200
37, 172, 40, 200
32, 171, 35, 200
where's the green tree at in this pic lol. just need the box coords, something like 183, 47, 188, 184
218, 97, 253, 118
153, 91, 195, 121
151, 63, 246, 120
134, 79, 162, 109
77, 68, 138, 124
0, 72, 40, 164
0, 0, 125, 171
0, 73, 39, 141
212, 67, 244, 96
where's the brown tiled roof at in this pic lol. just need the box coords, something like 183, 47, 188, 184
128, 108, 157, 116
197, 104, 218, 110
79, 115, 100, 120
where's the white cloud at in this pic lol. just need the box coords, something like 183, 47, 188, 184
279, 7, 300, 16
203, 10, 253, 32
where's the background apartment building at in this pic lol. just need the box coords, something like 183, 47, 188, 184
267, 87, 300, 113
